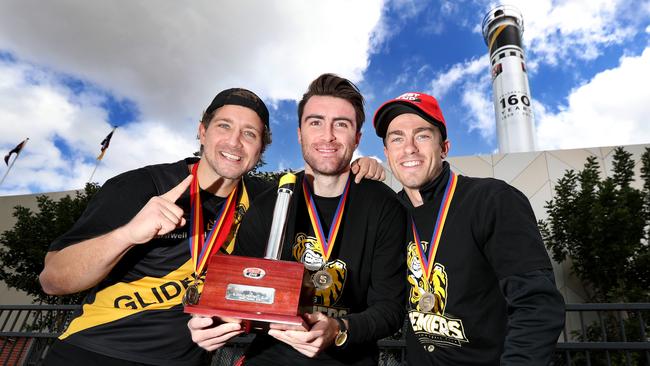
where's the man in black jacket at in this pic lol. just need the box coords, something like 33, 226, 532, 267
373, 91, 565, 365
39, 87, 384, 366
190, 74, 406, 365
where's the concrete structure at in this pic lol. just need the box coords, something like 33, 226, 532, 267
482, 5, 537, 153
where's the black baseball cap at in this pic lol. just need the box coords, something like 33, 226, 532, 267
205, 88, 269, 128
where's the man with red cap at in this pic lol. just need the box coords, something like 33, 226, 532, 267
373, 92, 565, 365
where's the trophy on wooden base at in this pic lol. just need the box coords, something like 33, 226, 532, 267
185, 174, 312, 332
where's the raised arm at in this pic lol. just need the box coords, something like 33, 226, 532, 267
39, 175, 192, 295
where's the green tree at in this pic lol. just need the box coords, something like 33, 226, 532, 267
539, 147, 649, 303
0, 183, 100, 304
540, 147, 650, 366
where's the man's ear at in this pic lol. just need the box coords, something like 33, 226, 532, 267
198, 122, 207, 145
441, 140, 451, 159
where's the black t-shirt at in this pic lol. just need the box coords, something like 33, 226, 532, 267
235, 172, 407, 366
49, 158, 271, 366
401, 162, 553, 365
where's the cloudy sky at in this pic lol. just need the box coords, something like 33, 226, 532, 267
1, 0, 649, 195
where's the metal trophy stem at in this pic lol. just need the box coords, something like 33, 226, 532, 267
265, 174, 296, 260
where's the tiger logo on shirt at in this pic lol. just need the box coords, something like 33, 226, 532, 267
293, 233, 347, 307
407, 241, 447, 314
406, 240, 468, 350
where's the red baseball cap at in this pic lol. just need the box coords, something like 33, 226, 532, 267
373, 92, 446, 140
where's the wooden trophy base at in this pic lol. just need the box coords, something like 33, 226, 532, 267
185, 254, 313, 332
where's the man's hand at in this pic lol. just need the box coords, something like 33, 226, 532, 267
120, 175, 192, 244
39, 175, 193, 295
267, 312, 339, 358
188, 315, 244, 352
351, 157, 385, 183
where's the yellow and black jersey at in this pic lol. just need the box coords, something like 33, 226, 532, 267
49, 158, 271, 366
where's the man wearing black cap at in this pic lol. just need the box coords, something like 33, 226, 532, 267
373, 92, 565, 365
39, 88, 384, 366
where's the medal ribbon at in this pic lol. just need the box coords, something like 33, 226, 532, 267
411, 172, 457, 284
189, 162, 239, 277
302, 174, 351, 261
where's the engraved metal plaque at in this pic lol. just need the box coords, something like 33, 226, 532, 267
226, 284, 275, 305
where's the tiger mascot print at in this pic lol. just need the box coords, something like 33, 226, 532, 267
406, 241, 448, 314
293, 233, 347, 306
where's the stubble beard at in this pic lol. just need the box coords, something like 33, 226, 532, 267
203, 150, 251, 181
302, 146, 351, 177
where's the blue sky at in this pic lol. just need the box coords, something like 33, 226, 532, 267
1, 0, 649, 195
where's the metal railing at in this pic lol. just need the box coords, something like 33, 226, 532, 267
552, 303, 650, 366
0, 305, 79, 366
1, 304, 649, 365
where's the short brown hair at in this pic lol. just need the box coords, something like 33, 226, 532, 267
297, 73, 365, 132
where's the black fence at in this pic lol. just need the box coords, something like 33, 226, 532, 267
1, 303, 648, 366
552, 303, 650, 366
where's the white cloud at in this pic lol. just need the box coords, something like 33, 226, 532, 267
461, 79, 495, 141
490, 0, 646, 65
0, 60, 196, 195
421, 56, 495, 140
0, 0, 388, 195
0, 0, 384, 127
536, 47, 650, 150
388, 0, 428, 21
429, 56, 488, 98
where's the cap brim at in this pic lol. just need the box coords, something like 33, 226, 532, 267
374, 101, 446, 140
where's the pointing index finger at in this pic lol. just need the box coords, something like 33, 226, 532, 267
161, 175, 193, 202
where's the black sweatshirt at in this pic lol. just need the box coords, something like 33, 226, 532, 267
235, 172, 406, 366
400, 161, 565, 365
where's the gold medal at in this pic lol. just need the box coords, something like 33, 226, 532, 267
410, 172, 457, 314
312, 270, 333, 290
419, 292, 435, 313
183, 283, 201, 306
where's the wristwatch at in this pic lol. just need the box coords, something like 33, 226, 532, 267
334, 317, 348, 347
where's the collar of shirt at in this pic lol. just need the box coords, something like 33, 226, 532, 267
397, 161, 451, 209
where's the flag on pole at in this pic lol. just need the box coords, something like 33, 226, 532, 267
97, 129, 115, 160
4, 138, 28, 165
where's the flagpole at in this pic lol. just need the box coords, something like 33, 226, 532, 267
0, 138, 29, 187
88, 160, 100, 183
88, 127, 116, 183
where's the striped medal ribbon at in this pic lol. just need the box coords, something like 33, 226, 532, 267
183, 162, 239, 305
302, 175, 351, 289
410, 172, 457, 313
